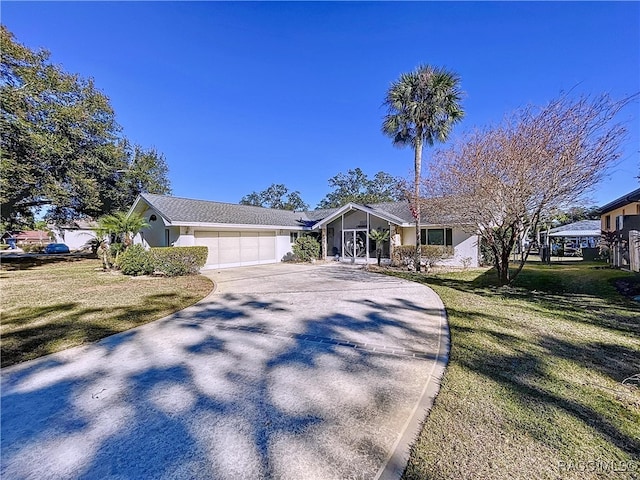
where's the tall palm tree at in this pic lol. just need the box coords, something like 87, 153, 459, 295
382, 65, 464, 271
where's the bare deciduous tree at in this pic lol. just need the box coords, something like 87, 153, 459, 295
426, 93, 637, 285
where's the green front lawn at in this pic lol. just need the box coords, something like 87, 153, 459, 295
381, 263, 639, 480
1, 258, 213, 368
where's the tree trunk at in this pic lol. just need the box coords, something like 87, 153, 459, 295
414, 137, 423, 272
498, 249, 511, 285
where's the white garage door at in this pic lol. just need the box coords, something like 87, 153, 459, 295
194, 231, 276, 268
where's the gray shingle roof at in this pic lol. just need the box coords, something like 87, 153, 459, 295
140, 194, 314, 227
138, 194, 461, 228
366, 202, 414, 223
548, 220, 600, 234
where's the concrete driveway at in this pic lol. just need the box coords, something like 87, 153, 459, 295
1, 263, 449, 480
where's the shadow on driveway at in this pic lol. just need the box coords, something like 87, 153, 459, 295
1, 263, 448, 480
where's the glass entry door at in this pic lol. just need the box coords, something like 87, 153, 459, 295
343, 229, 368, 259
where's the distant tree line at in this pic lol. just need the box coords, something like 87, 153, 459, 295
240, 168, 405, 211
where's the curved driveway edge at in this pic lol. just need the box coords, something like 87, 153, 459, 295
1, 263, 449, 480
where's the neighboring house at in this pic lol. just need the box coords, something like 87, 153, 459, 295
10, 230, 53, 246
130, 193, 480, 270
52, 219, 97, 250
599, 187, 640, 271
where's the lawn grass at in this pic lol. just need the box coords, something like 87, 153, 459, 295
380, 262, 639, 480
1, 257, 213, 368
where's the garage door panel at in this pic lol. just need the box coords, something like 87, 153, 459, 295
195, 230, 277, 268
194, 231, 219, 266
259, 232, 276, 261
219, 232, 241, 264
240, 234, 260, 262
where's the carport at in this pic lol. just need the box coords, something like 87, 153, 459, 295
543, 220, 601, 257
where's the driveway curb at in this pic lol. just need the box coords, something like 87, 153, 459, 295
374, 278, 450, 480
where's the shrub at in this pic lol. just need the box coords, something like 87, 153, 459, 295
21, 244, 44, 253
480, 238, 496, 266
116, 244, 154, 276
150, 246, 208, 276
421, 245, 452, 267
292, 235, 320, 262
109, 242, 125, 258
392, 245, 454, 267
393, 245, 417, 266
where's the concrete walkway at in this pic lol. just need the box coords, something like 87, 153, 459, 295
1, 263, 449, 480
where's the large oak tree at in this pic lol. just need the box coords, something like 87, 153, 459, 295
0, 26, 170, 229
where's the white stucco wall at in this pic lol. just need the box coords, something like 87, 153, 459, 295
439, 230, 479, 267
135, 207, 179, 247
399, 226, 479, 267
400, 227, 418, 247
53, 229, 96, 250
65, 229, 96, 250
276, 230, 295, 261
174, 227, 195, 246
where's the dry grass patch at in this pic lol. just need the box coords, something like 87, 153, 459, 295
379, 262, 639, 480
1, 258, 213, 367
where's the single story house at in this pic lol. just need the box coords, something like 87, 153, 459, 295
3, 230, 53, 246
129, 193, 480, 270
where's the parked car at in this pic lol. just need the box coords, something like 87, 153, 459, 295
44, 243, 70, 254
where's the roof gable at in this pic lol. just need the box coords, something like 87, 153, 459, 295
129, 194, 467, 229
313, 202, 408, 228
136, 194, 315, 228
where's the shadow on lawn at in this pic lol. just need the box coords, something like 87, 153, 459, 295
1, 266, 442, 479
456, 344, 640, 457
394, 266, 640, 336
1, 292, 192, 368
393, 264, 640, 460
384, 265, 640, 466
0, 252, 96, 271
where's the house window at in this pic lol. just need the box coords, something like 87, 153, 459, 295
605, 215, 610, 230
290, 232, 300, 244
616, 215, 624, 231
421, 228, 453, 246
165, 229, 170, 247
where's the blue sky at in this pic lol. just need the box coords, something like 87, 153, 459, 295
3, 1, 639, 209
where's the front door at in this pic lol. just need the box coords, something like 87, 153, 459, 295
343, 229, 368, 260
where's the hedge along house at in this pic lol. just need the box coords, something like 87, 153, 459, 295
129, 193, 480, 269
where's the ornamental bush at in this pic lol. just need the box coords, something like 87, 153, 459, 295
392, 245, 454, 266
150, 246, 208, 276
116, 244, 154, 276
292, 235, 320, 262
